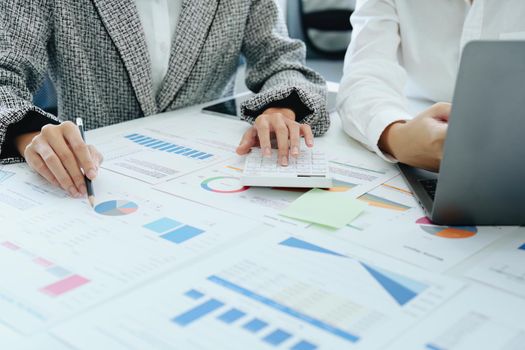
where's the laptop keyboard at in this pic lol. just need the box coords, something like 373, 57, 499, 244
419, 179, 438, 200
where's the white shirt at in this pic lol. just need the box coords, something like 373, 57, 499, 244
135, 0, 182, 97
337, 0, 525, 161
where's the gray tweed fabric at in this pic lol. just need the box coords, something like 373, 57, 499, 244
0, 0, 330, 164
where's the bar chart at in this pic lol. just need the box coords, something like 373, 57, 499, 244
125, 133, 215, 161
101, 129, 232, 184
50, 230, 462, 350
143, 217, 205, 244
173, 288, 320, 349
0, 241, 90, 298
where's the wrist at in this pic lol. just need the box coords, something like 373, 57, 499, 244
263, 107, 296, 121
378, 121, 407, 160
15, 131, 39, 157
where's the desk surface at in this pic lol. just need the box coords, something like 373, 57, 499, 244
1, 86, 524, 350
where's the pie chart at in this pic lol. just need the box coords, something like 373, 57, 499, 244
416, 217, 477, 239
200, 176, 249, 194
95, 200, 139, 216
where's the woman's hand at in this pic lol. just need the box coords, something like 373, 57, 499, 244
16, 121, 103, 197
379, 102, 450, 172
236, 107, 314, 166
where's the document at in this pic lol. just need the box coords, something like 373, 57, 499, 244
386, 286, 525, 350
0, 169, 261, 334
0, 322, 21, 346
322, 144, 399, 198
465, 233, 525, 297
155, 150, 398, 229
349, 175, 419, 231
154, 158, 312, 228
52, 229, 462, 350
98, 126, 236, 184
325, 209, 515, 272
0, 164, 69, 216
2, 334, 72, 350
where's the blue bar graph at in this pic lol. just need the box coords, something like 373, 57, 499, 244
160, 144, 177, 151
161, 225, 205, 244
291, 340, 318, 350
139, 139, 157, 146
217, 308, 246, 324
425, 344, 444, 350
263, 329, 292, 346
143, 217, 205, 244
172, 299, 224, 327
191, 152, 207, 158
137, 139, 154, 145
146, 140, 164, 147
143, 218, 182, 234
175, 148, 192, 154
519, 243, 525, 251
124, 134, 214, 161
183, 150, 199, 156
176, 290, 318, 349
153, 142, 171, 149
207, 275, 360, 343
243, 318, 268, 333
184, 289, 205, 300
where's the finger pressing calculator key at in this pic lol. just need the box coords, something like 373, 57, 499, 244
240, 148, 333, 188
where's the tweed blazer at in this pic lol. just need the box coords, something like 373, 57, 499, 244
0, 0, 330, 164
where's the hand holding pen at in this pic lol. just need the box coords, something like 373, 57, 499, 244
16, 120, 103, 199
76, 118, 96, 207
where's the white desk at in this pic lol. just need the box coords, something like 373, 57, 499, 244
0, 86, 524, 350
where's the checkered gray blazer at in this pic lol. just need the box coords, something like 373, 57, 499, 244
0, 0, 329, 164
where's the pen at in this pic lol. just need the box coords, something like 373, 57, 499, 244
75, 118, 96, 207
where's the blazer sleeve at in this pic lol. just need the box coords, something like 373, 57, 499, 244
0, 0, 60, 164
336, 0, 412, 162
240, 0, 330, 137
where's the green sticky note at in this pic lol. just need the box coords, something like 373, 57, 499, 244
280, 188, 367, 229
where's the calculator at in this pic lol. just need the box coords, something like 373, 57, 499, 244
240, 148, 333, 188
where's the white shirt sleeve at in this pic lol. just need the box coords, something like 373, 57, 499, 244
336, 0, 412, 162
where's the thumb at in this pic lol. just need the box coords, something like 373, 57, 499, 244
236, 127, 257, 155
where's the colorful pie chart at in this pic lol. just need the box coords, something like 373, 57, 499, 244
200, 176, 249, 194
416, 217, 477, 239
95, 200, 139, 216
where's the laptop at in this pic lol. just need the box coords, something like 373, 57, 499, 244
399, 41, 525, 226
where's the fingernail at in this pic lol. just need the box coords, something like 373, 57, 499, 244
87, 169, 97, 179
263, 147, 271, 157
281, 156, 288, 166
292, 146, 299, 156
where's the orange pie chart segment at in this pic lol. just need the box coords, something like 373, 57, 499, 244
417, 217, 478, 239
